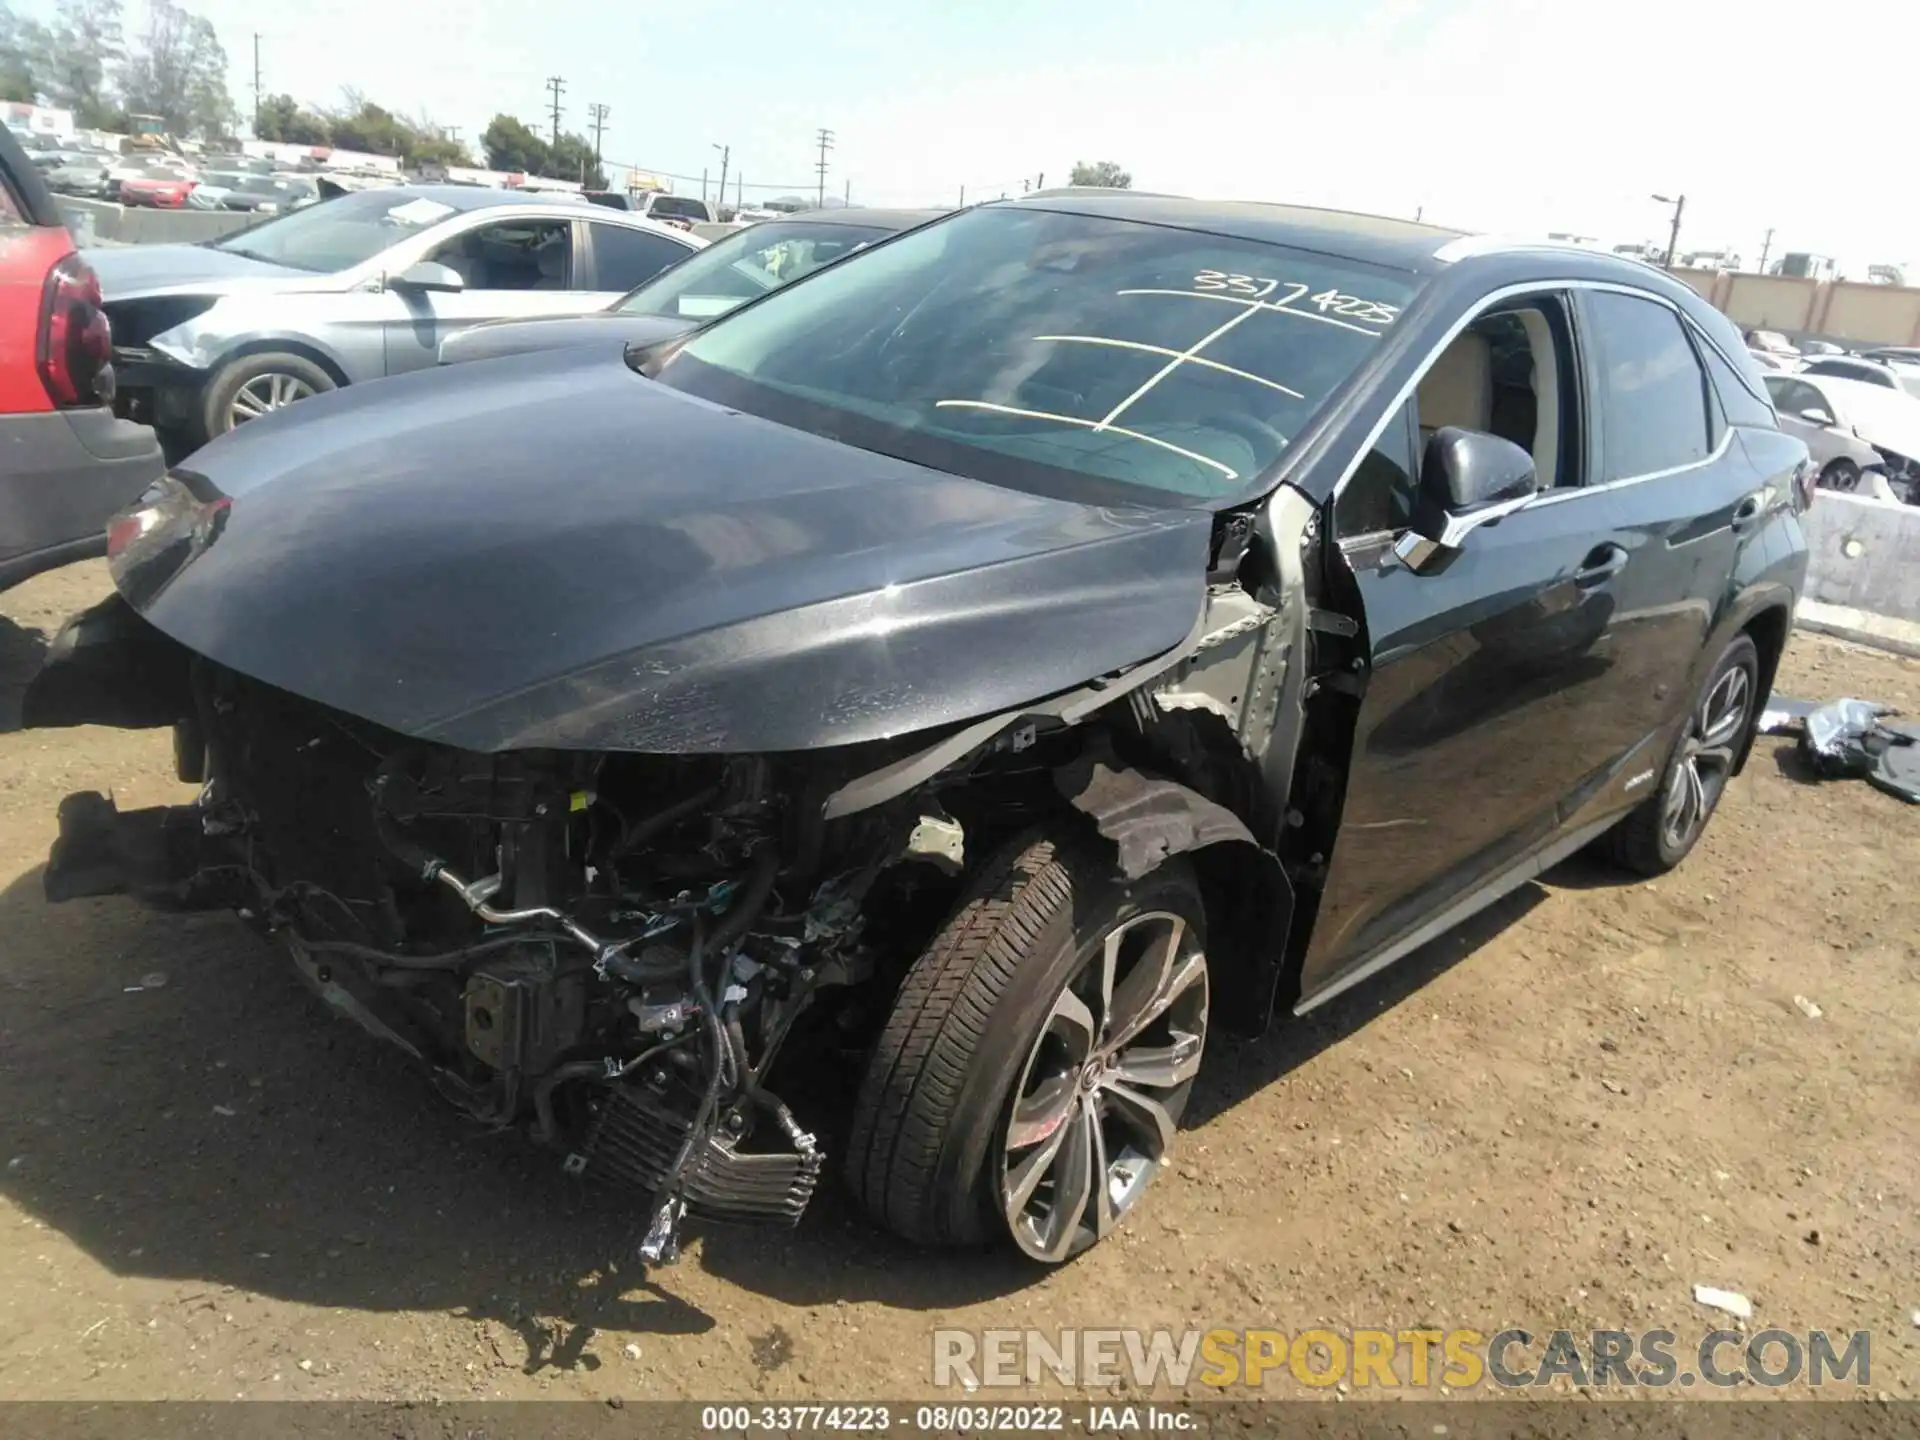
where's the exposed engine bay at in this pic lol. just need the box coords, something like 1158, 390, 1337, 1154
45, 659, 959, 1261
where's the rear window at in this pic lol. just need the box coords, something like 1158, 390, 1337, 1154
648, 196, 706, 220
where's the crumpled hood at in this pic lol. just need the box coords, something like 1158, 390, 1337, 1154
85, 243, 319, 299
116, 347, 1211, 754
438, 311, 696, 366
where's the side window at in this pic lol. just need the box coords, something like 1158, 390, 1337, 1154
427, 219, 571, 291
1586, 291, 1711, 481
588, 224, 693, 292
1693, 330, 1777, 430
1335, 397, 1418, 538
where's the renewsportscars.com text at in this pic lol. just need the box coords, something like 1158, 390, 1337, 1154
932, 1327, 1871, 1390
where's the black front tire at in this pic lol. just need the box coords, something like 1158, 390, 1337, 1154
1820, 458, 1861, 492
846, 833, 1208, 1259
1605, 633, 1759, 876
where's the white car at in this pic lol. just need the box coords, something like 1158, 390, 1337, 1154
1765, 371, 1920, 501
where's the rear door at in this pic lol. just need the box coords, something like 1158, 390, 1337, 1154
1300, 289, 1650, 1004
1573, 290, 1759, 783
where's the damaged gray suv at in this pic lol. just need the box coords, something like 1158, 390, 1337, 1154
25, 195, 1809, 1265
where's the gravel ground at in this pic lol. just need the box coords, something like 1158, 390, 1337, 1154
1, 561, 1916, 1404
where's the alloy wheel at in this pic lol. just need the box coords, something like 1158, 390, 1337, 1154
1000, 910, 1208, 1262
229, 372, 316, 427
1661, 661, 1753, 851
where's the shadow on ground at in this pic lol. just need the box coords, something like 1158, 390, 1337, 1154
0, 615, 48, 733
0, 845, 1567, 1363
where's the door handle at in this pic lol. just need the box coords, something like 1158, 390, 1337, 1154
1731, 492, 1767, 531
1574, 543, 1629, 589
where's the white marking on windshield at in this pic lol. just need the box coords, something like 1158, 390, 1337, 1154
1033, 334, 1305, 399
933, 400, 1241, 480
1094, 303, 1264, 432
1117, 288, 1388, 337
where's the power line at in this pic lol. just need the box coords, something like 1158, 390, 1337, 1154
545, 75, 565, 151
815, 127, 834, 208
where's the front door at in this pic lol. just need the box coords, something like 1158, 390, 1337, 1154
382, 216, 594, 374
1300, 293, 1637, 1001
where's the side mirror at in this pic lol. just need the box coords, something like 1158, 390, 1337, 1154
1394, 427, 1539, 575
387, 260, 465, 294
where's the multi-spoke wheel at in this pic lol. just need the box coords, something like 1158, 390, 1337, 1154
1001, 911, 1208, 1261
202, 352, 337, 438
846, 835, 1210, 1259
1607, 633, 1760, 875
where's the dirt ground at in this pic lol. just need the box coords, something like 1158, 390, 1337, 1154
1, 560, 1917, 1404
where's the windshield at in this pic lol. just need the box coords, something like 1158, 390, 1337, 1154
209, 189, 463, 271
655, 205, 1418, 503
618, 220, 893, 320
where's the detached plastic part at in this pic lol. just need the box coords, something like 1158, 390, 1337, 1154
1756, 695, 1818, 736
1794, 696, 1920, 804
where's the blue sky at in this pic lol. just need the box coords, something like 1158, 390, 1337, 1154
24, 0, 1920, 267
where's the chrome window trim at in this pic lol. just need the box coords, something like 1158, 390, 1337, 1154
1331, 278, 1736, 550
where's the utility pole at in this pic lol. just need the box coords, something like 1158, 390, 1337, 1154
737, 172, 744, 210
844, 178, 849, 205
701, 168, 708, 204
712, 144, 729, 211
958, 184, 965, 207
545, 76, 565, 151
587, 103, 609, 176
1758, 227, 1775, 274
251, 32, 262, 134
1653, 192, 1685, 268
815, 127, 834, 208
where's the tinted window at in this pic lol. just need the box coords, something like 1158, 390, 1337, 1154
1587, 292, 1710, 481
589, 224, 694, 291
618, 220, 892, 320
1694, 331, 1776, 430
428, 218, 570, 290
648, 196, 706, 220
1335, 398, 1417, 538
660, 206, 1418, 503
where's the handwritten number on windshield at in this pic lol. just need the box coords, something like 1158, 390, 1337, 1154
1191, 270, 1398, 326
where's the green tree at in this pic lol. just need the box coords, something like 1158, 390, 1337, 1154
1068, 160, 1132, 189
481, 113, 549, 174
550, 132, 606, 189
118, 0, 234, 138
0, 2, 47, 103
39, 0, 121, 127
254, 90, 330, 145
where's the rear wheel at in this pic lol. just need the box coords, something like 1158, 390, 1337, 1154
202, 352, 336, 437
846, 835, 1209, 1261
1820, 458, 1861, 492
1605, 634, 1758, 875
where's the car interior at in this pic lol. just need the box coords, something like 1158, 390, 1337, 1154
427, 219, 572, 290
1414, 305, 1568, 491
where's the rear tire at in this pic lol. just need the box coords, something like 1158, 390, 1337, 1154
846, 833, 1209, 1261
1820, 458, 1861, 492
202, 352, 336, 437
1605, 634, 1759, 876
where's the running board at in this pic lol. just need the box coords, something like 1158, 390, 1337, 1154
1293, 814, 1618, 1016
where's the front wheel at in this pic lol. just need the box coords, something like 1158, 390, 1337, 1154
1820, 458, 1861, 492
202, 352, 337, 437
846, 835, 1209, 1261
1605, 633, 1759, 875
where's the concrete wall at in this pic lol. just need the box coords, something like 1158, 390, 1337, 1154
1800, 491, 1920, 624
56, 197, 258, 248
1676, 265, 1920, 348
1816, 283, 1920, 346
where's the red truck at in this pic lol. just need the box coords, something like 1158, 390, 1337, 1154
0, 125, 165, 589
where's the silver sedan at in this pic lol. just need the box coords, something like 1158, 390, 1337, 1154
91, 186, 706, 444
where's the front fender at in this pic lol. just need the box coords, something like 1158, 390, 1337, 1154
150, 297, 364, 382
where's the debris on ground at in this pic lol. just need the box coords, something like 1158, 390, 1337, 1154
1758, 695, 1819, 735
1783, 696, 1920, 803
1692, 1284, 1754, 1320
1793, 995, 1824, 1020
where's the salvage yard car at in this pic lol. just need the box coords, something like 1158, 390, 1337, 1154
1764, 370, 1920, 501
438, 206, 942, 366
92, 186, 705, 445
26, 197, 1809, 1265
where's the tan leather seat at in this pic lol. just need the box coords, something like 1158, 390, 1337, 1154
1416, 331, 1494, 436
